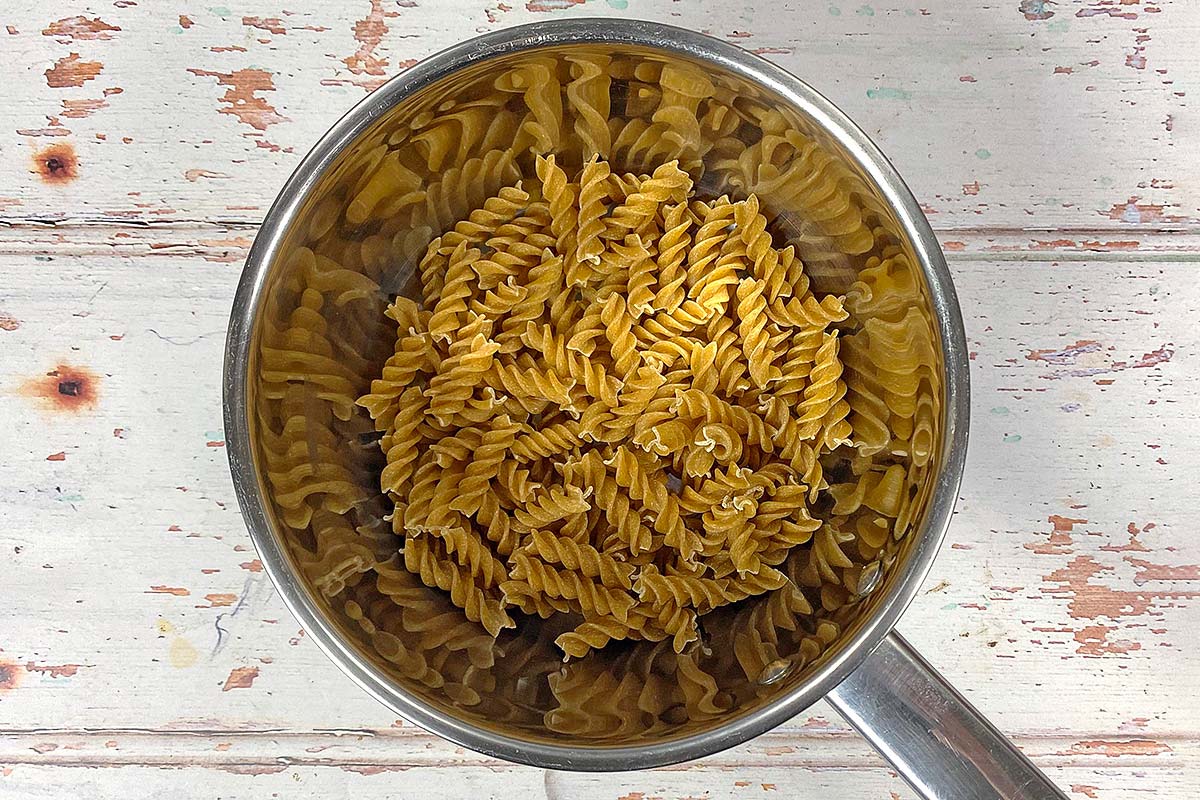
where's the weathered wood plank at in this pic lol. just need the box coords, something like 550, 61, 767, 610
1, 1, 1196, 230
0, 759, 1191, 800
3, 223, 1200, 261
1, 244, 1195, 754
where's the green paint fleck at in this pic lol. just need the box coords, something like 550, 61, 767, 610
990, 406, 1010, 416
606, 0, 628, 8
1149, 285, 1160, 296
35, 255, 52, 262
856, 4, 875, 15
170, 25, 184, 34
204, 429, 224, 440
209, 6, 231, 17
903, 7, 915, 15
866, 87, 912, 101
828, 5, 842, 15
1047, 19, 1068, 33
942, 602, 958, 611
1097, 176, 1114, 187
975, 148, 992, 160
1003, 434, 1022, 443
57, 493, 84, 503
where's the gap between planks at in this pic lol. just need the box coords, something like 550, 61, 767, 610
0, 730, 1192, 771
1, 223, 1200, 261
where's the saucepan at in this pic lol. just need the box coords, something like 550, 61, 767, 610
223, 19, 1067, 800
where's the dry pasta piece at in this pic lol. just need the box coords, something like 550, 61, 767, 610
565, 54, 612, 159
573, 155, 611, 279
519, 529, 635, 589
634, 563, 788, 614
513, 484, 591, 530
503, 552, 636, 622
403, 536, 513, 637
449, 414, 519, 516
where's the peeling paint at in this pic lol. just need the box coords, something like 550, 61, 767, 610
44, 52, 103, 87
1026, 340, 1102, 365
147, 586, 190, 597
25, 662, 84, 678
187, 68, 289, 131
1025, 515, 1085, 555
1104, 196, 1188, 225
1062, 739, 1172, 758
60, 98, 108, 119
1041, 555, 1197, 621
42, 16, 121, 42
334, 0, 400, 91
222, 665, 260, 691
1018, 0, 1054, 21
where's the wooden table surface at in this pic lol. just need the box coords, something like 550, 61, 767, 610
2, 2, 1197, 797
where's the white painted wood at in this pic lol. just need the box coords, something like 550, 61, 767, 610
2, 0, 1198, 796
1, 241, 1196, 799
1, 1, 1196, 230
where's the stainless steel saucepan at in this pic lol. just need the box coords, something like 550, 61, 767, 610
224, 19, 1068, 799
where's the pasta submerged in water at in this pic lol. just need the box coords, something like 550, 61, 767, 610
258, 51, 942, 737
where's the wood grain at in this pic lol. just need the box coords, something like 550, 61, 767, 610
2, 1, 1196, 230
1, 0, 1198, 797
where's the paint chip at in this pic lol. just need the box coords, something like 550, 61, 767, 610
222, 665, 260, 691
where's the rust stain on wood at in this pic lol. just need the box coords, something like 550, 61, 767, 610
32, 143, 78, 184
42, 16, 121, 42
1071, 787, 1099, 799
0, 660, 22, 693
201, 593, 238, 608
187, 68, 289, 131
46, 451, 66, 461
179, 15, 194, 29
0, 313, 20, 331
146, 585, 190, 597
240, 559, 264, 572
44, 52, 103, 87
222, 665, 260, 691
19, 364, 99, 412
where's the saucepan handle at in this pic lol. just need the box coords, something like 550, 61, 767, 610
826, 632, 1068, 800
